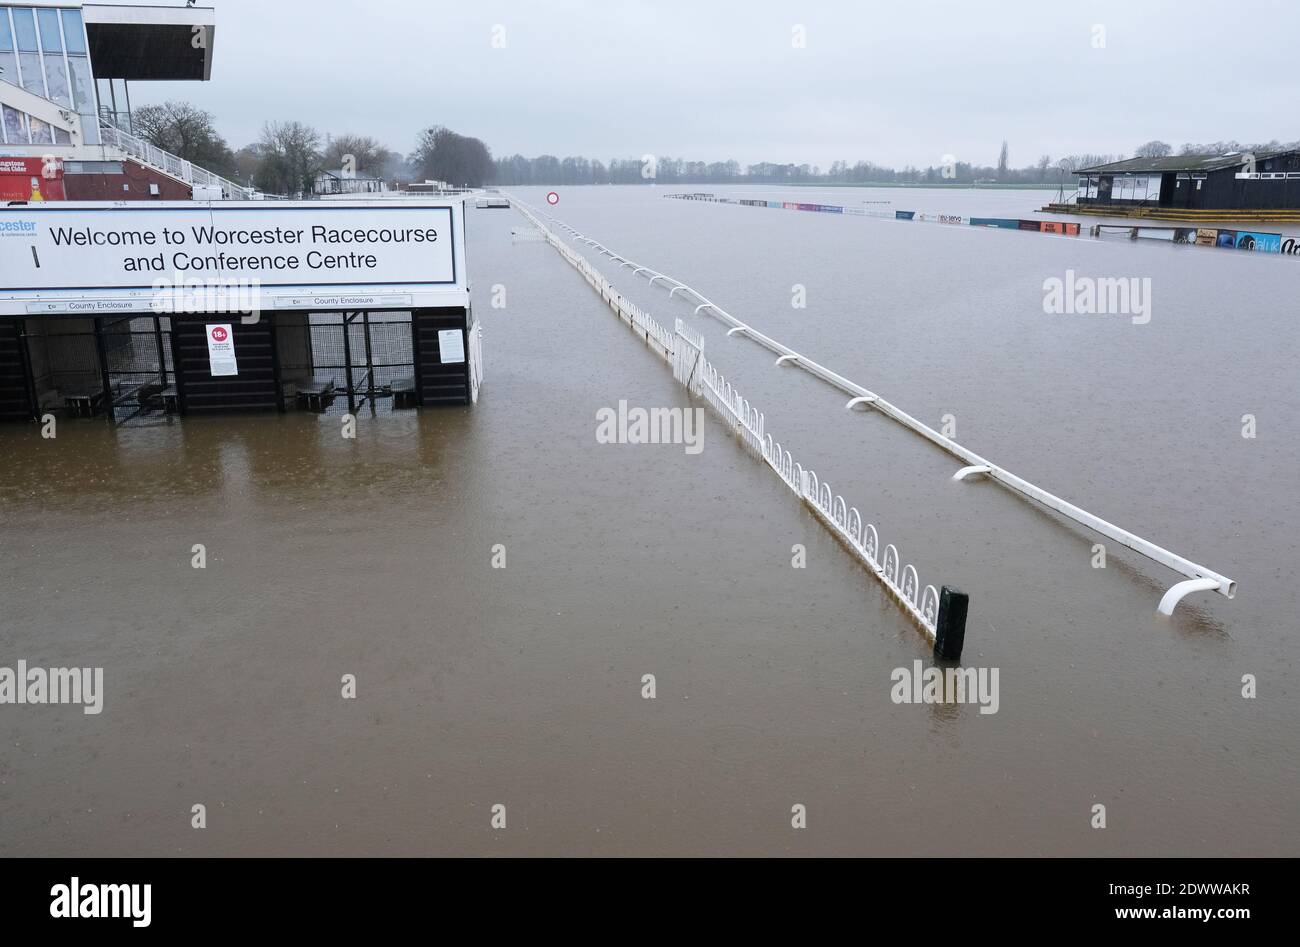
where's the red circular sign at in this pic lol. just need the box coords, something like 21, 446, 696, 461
210, 326, 228, 342
546, 191, 559, 205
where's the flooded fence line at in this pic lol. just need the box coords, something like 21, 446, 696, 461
665, 192, 1300, 258
532, 206, 1236, 618
665, 192, 1083, 238
1090, 222, 1300, 254
512, 197, 966, 658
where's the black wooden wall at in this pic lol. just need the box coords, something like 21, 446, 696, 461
412, 307, 470, 406
170, 317, 281, 415
0, 318, 34, 422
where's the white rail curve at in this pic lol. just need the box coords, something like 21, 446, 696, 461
525, 201, 1236, 617
511, 198, 946, 641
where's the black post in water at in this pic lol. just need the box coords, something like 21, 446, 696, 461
17, 319, 39, 422
267, 315, 285, 413
152, 316, 168, 389
93, 317, 114, 422
933, 586, 969, 662
362, 311, 375, 413
342, 312, 356, 414
169, 323, 188, 417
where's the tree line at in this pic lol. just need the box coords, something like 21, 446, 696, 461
129, 103, 1300, 194
491, 151, 1110, 186
131, 102, 495, 195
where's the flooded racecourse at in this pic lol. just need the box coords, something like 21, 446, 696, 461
2, 187, 1297, 856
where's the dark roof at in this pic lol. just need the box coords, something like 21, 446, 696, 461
86, 23, 212, 80
1077, 151, 1296, 175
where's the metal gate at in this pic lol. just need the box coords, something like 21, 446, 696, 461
101, 316, 174, 419
276, 311, 416, 412
18, 315, 173, 421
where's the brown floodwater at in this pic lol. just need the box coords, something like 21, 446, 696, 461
1, 188, 1296, 856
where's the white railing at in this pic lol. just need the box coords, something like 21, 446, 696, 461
531, 204, 1236, 617
468, 322, 484, 403
512, 196, 945, 641
692, 351, 940, 632
672, 319, 704, 388
98, 120, 254, 200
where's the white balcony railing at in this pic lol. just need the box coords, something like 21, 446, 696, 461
98, 120, 253, 200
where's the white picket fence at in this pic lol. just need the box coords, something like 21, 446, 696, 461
512, 197, 943, 640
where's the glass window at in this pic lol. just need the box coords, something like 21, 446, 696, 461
62, 10, 86, 55
2, 104, 27, 143
12, 8, 37, 52
36, 8, 61, 53
81, 111, 99, 145
29, 115, 53, 145
65, 161, 122, 174
54, 125, 71, 145
0, 51, 16, 87
44, 56, 70, 106
67, 56, 93, 109
18, 52, 44, 95
1, 12, 14, 51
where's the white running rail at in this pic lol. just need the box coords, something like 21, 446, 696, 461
512, 197, 946, 640
532, 204, 1236, 617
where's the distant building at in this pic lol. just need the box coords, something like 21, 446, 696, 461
1, 2, 249, 200
313, 168, 388, 196
1070, 151, 1300, 217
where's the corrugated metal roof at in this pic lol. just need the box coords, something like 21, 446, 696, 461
1077, 152, 1296, 174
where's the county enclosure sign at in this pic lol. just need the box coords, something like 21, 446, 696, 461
0, 200, 469, 316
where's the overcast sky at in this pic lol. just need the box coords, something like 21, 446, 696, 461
135, 0, 1300, 168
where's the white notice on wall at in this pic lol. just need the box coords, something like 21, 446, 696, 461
437, 329, 465, 364
206, 323, 238, 376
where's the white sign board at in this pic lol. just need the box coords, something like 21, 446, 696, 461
0, 200, 469, 316
438, 329, 465, 364
206, 323, 238, 376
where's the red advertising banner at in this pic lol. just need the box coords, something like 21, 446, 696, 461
0, 157, 66, 201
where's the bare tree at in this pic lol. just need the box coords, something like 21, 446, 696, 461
232, 143, 264, 187
410, 126, 493, 186
256, 121, 321, 197
997, 140, 1009, 179
132, 101, 236, 176
1059, 153, 1123, 172
1134, 140, 1173, 158
321, 134, 394, 179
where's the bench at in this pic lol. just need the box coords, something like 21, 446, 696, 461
390, 376, 417, 409
295, 374, 337, 411
64, 390, 105, 418
135, 382, 165, 407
